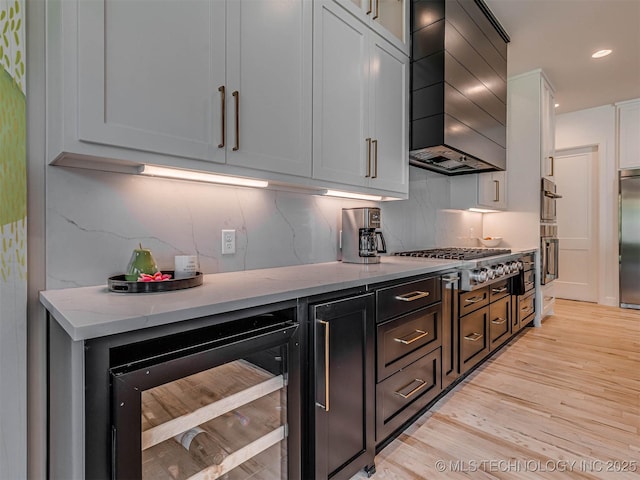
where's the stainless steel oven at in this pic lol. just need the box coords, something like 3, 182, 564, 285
541, 225, 559, 285
541, 178, 563, 223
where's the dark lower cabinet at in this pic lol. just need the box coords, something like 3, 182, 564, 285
489, 295, 511, 350
310, 293, 376, 480
459, 306, 490, 373
376, 348, 441, 441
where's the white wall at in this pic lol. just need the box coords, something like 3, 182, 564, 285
555, 105, 617, 306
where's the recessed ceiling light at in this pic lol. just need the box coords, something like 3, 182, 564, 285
591, 49, 612, 59
554, 103, 560, 108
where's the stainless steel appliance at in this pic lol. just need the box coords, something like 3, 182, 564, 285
619, 170, 640, 308
394, 247, 522, 291
541, 177, 563, 222
540, 224, 559, 285
342, 207, 386, 264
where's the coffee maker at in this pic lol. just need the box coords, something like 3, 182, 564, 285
341, 207, 387, 264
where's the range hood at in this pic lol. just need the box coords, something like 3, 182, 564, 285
410, 0, 510, 176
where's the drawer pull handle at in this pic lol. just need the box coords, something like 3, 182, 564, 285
492, 287, 508, 294
521, 306, 531, 313
464, 295, 485, 304
394, 378, 427, 399
395, 291, 430, 302
491, 317, 507, 325
544, 296, 554, 302
394, 329, 428, 345
464, 332, 483, 342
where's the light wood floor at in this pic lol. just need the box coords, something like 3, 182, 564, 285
353, 299, 640, 479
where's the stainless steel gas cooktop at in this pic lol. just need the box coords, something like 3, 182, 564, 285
394, 247, 512, 260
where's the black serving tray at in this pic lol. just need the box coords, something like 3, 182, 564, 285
108, 271, 203, 293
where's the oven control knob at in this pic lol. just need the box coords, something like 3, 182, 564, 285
495, 263, 505, 276
515, 260, 524, 271
484, 267, 496, 280
469, 269, 487, 284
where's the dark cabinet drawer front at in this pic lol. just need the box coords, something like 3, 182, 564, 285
377, 304, 441, 381
489, 279, 510, 302
460, 306, 489, 373
376, 348, 441, 442
521, 253, 535, 272
489, 296, 511, 349
459, 286, 489, 316
516, 291, 536, 332
523, 270, 535, 292
377, 277, 440, 323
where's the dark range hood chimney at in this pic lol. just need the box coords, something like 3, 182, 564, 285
410, 0, 510, 176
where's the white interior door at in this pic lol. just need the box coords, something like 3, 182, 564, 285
554, 147, 598, 302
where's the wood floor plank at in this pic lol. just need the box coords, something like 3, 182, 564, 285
351, 300, 640, 479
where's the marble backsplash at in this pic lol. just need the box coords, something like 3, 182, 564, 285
46, 166, 482, 289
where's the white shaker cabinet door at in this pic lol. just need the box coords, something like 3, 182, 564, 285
540, 77, 556, 180
77, 0, 226, 164
333, 0, 409, 56
478, 171, 507, 210
618, 100, 640, 170
368, 33, 408, 194
312, 1, 370, 188
225, 0, 312, 177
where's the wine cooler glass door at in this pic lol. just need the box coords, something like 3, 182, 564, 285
110, 318, 299, 480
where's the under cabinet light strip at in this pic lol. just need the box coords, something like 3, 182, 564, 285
139, 165, 268, 188
323, 189, 383, 201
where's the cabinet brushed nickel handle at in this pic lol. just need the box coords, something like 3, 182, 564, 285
365, 138, 372, 177
464, 332, 483, 342
318, 319, 330, 411
550, 156, 554, 177
395, 290, 429, 302
464, 295, 485, 304
372, 139, 378, 178
232, 90, 239, 151
218, 86, 226, 148
491, 317, 507, 325
494, 180, 500, 202
394, 329, 428, 345
492, 287, 508, 294
394, 378, 427, 399
366, 0, 372, 15
373, 0, 379, 19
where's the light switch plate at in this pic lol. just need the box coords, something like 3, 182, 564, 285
222, 229, 236, 255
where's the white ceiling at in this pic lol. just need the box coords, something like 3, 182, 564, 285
484, 0, 640, 114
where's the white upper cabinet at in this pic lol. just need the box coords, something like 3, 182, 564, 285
617, 99, 640, 170
450, 171, 507, 211
312, 0, 408, 195
77, 0, 227, 164
334, 0, 409, 56
368, 34, 409, 193
477, 171, 507, 210
68, 0, 312, 177
540, 76, 556, 180
224, 1, 312, 177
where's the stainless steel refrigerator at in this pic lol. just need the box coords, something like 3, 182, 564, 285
620, 170, 640, 308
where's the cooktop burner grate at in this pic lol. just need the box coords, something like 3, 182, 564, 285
394, 247, 511, 260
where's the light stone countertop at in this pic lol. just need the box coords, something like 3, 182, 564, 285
40, 257, 461, 341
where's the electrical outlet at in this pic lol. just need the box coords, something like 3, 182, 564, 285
222, 229, 236, 255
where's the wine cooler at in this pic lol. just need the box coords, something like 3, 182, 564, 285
107, 309, 300, 480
